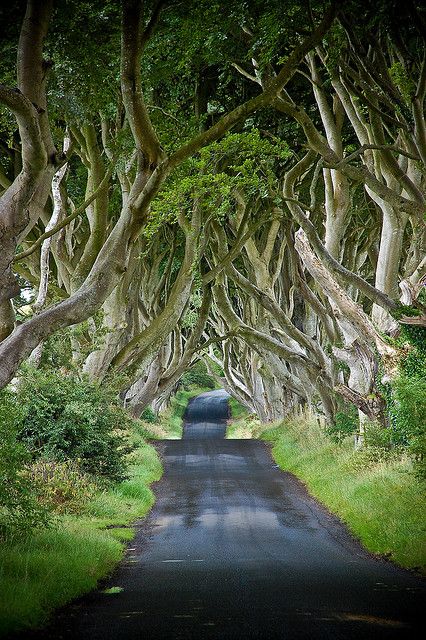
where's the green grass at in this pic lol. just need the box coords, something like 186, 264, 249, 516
226, 397, 263, 439
228, 396, 249, 420
227, 408, 426, 573
0, 440, 162, 636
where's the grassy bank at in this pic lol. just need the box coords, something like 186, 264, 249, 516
227, 397, 264, 438
0, 385, 211, 635
227, 404, 426, 573
0, 434, 162, 636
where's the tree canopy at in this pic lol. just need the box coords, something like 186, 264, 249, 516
0, 0, 425, 448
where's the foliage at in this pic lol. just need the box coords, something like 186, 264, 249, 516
16, 368, 133, 482
39, 315, 110, 371
392, 376, 426, 479
384, 325, 426, 478
388, 61, 416, 103
364, 420, 395, 450
146, 129, 290, 237
398, 325, 426, 377
179, 360, 216, 390
346, 421, 403, 471
0, 440, 162, 635
325, 406, 358, 443
0, 391, 51, 539
140, 406, 158, 424
26, 460, 97, 515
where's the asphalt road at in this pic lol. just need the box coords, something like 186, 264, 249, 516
22, 390, 425, 639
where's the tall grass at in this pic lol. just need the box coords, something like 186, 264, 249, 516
227, 398, 263, 438
264, 414, 426, 572
227, 403, 426, 573
0, 441, 162, 636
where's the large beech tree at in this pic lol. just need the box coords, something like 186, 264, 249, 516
0, 0, 336, 388
0, 0, 424, 440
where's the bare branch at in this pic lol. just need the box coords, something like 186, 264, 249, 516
14, 162, 115, 262
327, 143, 421, 169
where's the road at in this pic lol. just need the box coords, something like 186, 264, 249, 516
24, 390, 425, 639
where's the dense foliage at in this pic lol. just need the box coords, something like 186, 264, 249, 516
17, 368, 132, 482
391, 327, 426, 478
0, 366, 143, 538
0, 391, 50, 538
179, 361, 216, 391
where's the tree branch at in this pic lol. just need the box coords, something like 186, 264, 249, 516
168, 3, 337, 169
121, 0, 164, 165
14, 162, 115, 262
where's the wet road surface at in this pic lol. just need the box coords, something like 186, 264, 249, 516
22, 390, 425, 639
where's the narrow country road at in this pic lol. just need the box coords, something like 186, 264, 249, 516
24, 390, 424, 639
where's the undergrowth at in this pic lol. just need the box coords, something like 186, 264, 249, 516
226, 397, 259, 438
0, 439, 162, 636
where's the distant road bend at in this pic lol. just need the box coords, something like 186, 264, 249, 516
24, 390, 425, 639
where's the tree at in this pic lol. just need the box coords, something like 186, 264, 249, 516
0, 0, 337, 389
1, 1, 424, 447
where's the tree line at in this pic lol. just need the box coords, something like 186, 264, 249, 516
0, 0, 425, 454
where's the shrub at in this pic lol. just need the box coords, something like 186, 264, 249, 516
391, 375, 426, 479
179, 361, 215, 390
364, 420, 397, 450
26, 460, 97, 515
345, 422, 403, 472
325, 406, 358, 443
16, 368, 133, 482
140, 406, 157, 423
345, 447, 397, 472
0, 391, 50, 539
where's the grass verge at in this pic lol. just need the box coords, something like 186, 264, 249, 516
227, 397, 263, 438
0, 437, 162, 636
227, 405, 426, 573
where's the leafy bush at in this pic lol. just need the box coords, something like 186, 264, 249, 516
0, 391, 50, 539
325, 406, 358, 443
364, 421, 396, 450
392, 375, 426, 479
345, 447, 398, 472
179, 361, 215, 390
345, 421, 402, 472
140, 406, 157, 423
399, 325, 426, 379
379, 325, 426, 479
16, 368, 133, 482
26, 460, 97, 515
